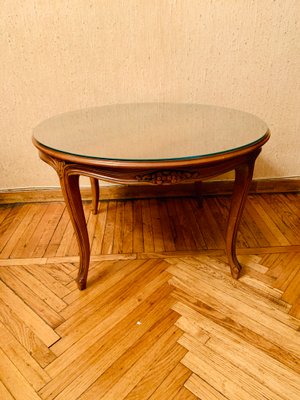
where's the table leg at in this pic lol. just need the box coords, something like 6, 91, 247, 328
226, 158, 256, 279
59, 173, 90, 290
90, 177, 99, 215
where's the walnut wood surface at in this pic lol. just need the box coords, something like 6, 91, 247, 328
33, 129, 269, 289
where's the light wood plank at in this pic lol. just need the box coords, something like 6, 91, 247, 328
132, 199, 144, 252
0, 348, 42, 400
85, 325, 181, 400
142, 199, 155, 252
171, 280, 300, 373
0, 267, 65, 326
23, 264, 70, 298
0, 321, 50, 391
0, 280, 60, 347
30, 203, 65, 258
0, 381, 14, 400
41, 308, 178, 400
0, 204, 34, 258
122, 200, 134, 253
0, 194, 299, 399
185, 374, 228, 400
0, 298, 56, 367
173, 302, 300, 393
172, 385, 199, 400
150, 198, 165, 252
43, 206, 69, 257
10, 203, 49, 258
113, 200, 124, 254
45, 272, 173, 376
90, 200, 108, 254
101, 200, 117, 254
51, 262, 171, 358
157, 198, 177, 252
182, 351, 256, 400
180, 333, 288, 400
79, 307, 183, 400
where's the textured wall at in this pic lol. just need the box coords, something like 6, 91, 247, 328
0, 0, 299, 189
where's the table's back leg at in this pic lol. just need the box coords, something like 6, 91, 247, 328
226, 155, 258, 278
90, 177, 99, 215
60, 172, 90, 290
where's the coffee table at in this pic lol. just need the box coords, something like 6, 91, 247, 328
33, 103, 270, 289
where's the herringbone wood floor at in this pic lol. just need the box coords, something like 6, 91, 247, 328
0, 193, 299, 399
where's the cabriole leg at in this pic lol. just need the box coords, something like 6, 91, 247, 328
59, 173, 90, 290
226, 156, 257, 278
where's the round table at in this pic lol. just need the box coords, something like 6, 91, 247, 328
33, 103, 270, 289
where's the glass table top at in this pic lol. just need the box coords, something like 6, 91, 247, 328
33, 103, 269, 162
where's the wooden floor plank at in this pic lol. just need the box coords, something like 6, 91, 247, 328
0, 280, 60, 347
43, 206, 69, 257
207, 335, 300, 399
90, 200, 108, 255
113, 200, 124, 254
51, 261, 171, 357
0, 321, 50, 391
132, 199, 144, 253
171, 282, 300, 373
0, 193, 300, 399
147, 363, 192, 400
0, 204, 13, 225
10, 203, 49, 259
0, 348, 42, 400
41, 308, 178, 400
0, 298, 56, 368
249, 195, 291, 246
102, 200, 117, 254
256, 195, 297, 245
157, 198, 177, 252
182, 351, 256, 400
0, 267, 65, 327
142, 199, 155, 252
185, 373, 228, 400
79, 305, 183, 400
172, 385, 199, 400
86, 324, 181, 400
122, 200, 134, 253
30, 203, 65, 258
23, 264, 71, 299
122, 344, 187, 400
0, 204, 35, 258
150, 198, 165, 252
180, 333, 287, 400
0, 381, 15, 400
174, 302, 300, 392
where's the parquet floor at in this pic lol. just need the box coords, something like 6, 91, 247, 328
0, 193, 299, 399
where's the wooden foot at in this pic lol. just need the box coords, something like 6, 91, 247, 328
90, 177, 99, 215
226, 155, 258, 278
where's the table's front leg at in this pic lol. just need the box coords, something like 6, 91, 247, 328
59, 171, 90, 290
226, 156, 257, 278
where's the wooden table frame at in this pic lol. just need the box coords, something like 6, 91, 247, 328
33, 134, 270, 290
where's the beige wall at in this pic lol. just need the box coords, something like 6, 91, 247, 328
0, 0, 299, 190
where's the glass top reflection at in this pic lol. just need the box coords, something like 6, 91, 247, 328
33, 103, 269, 162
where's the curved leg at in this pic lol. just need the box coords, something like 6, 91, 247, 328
59, 173, 90, 290
90, 177, 99, 215
226, 156, 258, 279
